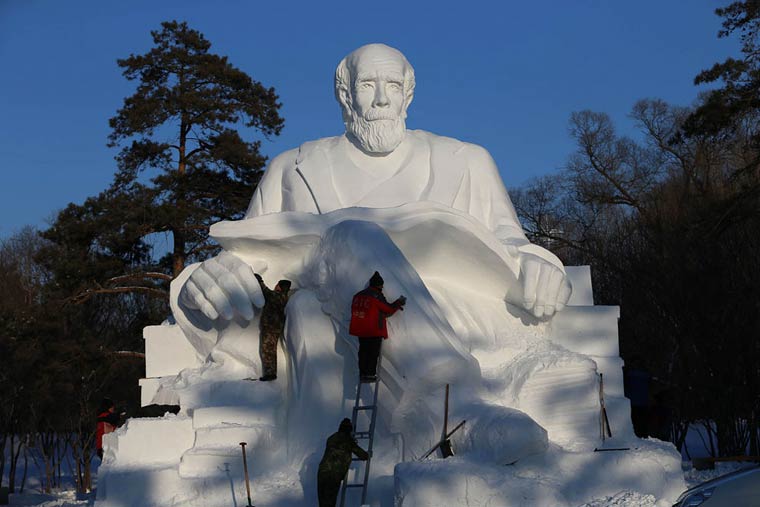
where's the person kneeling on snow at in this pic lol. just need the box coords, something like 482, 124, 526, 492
254, 274, 291, 381
349, 271, 406, 382
317, 418, 369, 507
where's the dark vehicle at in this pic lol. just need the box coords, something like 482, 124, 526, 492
673, 465, 760, 506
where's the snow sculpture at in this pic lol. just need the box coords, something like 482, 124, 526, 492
97, 44, 685, 507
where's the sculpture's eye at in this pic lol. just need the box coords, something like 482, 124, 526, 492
388, 82, 402, 92
359, 82, 374, 90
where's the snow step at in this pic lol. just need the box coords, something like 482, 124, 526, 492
193, 424, 276, 449
192, 405, 277, 429
178, 446, 247, 478
179, 379, 282, 410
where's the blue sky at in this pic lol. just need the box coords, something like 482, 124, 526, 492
0, 0, 739, 236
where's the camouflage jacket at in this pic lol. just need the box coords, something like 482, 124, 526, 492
317, 431, 369, 478
257, 279, 289, 334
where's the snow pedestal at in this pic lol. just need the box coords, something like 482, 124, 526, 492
139, 323, 202, 406
97, 383, 294, 507
97, 265, 684, 507
549, 266, 635, 443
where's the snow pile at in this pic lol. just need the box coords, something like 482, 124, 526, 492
683, 460, 757, 488
575, 490, 657, 507
8, 490, 92, 507
394, 440, 684, 507
453, 404, 548, 464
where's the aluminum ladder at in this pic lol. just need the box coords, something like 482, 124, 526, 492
339, 352, 382, 506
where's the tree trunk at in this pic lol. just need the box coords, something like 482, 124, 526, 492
172, 108, 189, 277
0, 432, 7, 490
75, 454, 83, 494
83, 450, 92, 492
173, 229, 186, 278
8, 434, 22, 493
19, 444, 28, 493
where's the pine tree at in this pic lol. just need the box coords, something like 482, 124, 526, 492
107, 20, 284, 278
683, 2, 760, 140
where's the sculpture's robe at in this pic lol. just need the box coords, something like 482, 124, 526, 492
247, 130, 529, 249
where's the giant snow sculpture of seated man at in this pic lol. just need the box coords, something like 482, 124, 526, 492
172, 43, 573, 460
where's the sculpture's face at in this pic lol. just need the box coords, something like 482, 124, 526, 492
351, 56, 406, 124
342, 46, 411, 154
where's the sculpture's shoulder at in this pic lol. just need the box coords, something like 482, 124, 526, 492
263, 135, 343, 179
265, 147, 299, 177
248, 136, 344, 216
410, 130, 495, 165
409, 130, 497, 174
295, 135, 344, 164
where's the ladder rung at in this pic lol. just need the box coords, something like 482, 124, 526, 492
351, 457, 368, 461
355, 405, 375, 411
344, 483, 365, 488
354, 431, 371, 439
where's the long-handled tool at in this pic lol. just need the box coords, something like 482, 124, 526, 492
239, 441, 255, 507
419, 420, 466, 460
440, 384, 454, 458
599, 373, 612, 442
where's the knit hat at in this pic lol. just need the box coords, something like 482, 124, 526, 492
277, 280, 292, 292
369, 271, 384, 288
99, 398, 114, 413
339, 418, 353, 433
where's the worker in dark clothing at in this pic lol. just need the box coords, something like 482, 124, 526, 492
96, 398, 123, 460
623, 360, 651, 438
254, 274, 291, 381
317, 418, 369, 507
349, 271, 406, 382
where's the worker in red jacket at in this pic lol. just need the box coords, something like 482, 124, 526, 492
96, 398, 123, 460
349, 271, 406, 382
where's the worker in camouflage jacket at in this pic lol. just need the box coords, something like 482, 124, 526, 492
317, 418, 369, 507
254, 273, 291, 381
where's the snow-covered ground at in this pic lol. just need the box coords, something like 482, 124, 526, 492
5, 459, 754, 507
7, 490, 93, 507
3, 436, 754, 507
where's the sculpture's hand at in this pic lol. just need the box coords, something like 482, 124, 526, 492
179, 252, 265, 323
518, 252, 572, 318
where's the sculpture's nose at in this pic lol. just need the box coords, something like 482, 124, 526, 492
373, 84, 390, 108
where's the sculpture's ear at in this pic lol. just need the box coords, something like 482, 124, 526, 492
337, 85, 353, 123
335, 57, 354, 124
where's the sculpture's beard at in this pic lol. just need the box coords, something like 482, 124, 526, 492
346, 108, 406, 154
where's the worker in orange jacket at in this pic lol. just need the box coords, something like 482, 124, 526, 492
96, 398, 123, 459
349, 271, 406, 382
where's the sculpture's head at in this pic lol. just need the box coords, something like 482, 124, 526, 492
335, 43, 416, 155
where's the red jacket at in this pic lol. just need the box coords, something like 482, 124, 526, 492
96, 410, 119, 451
349, 287, 400, 339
